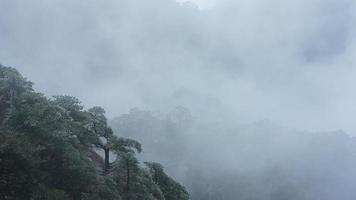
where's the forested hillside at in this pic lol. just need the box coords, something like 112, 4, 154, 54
4, 64, 356, 200
0, 65, 189, 200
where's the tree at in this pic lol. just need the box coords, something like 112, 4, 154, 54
89, 106, 143, 175
88, 106, 113, 174
113, 153, 164, 200
0, 65, 189, 200
0, 133, 40, 199
145, 162, 189, 200
0, 64, 33, 126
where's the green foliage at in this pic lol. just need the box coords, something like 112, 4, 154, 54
145, 162, 189, 200
113, 154, 165, 200
111, 137, 142, 155
32, 184, 70, 200
85, 177, 122, 200
0, 133, 40, 199
0, 65, 188, 200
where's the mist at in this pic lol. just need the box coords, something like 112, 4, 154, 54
2, 0, 356, 132
2, 0, 356, 199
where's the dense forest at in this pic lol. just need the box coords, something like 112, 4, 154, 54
0, 65, 189, 200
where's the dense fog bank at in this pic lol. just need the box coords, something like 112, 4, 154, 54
1, 0, 356, 133
111, 108, 356, 200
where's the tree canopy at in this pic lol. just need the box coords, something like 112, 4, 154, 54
0, 64, 189, 200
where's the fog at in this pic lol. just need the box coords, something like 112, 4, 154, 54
2, 0, 356, 199
1, 0, 356, 133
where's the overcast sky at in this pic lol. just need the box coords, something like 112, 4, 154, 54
1, 0, 356, 134
177, 0, 216, 9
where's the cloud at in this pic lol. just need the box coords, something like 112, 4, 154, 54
1, 0, 356, 133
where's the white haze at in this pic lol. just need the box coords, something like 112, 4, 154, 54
1, 0, 356, 132
3, 1, 356, 199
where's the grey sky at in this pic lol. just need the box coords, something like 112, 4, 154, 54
177, 0, 216, 9
1, 0, 356, 133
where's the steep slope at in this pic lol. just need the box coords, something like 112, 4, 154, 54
0, 64, 189, 200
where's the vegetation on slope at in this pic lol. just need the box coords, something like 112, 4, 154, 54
0, 64, 189, 200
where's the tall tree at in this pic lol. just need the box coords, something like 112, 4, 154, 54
0, 65, 33, 126
88, 106, 113, 174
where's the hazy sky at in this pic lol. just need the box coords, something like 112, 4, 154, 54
177, 0, 216, 9
1, 0, 356, 134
